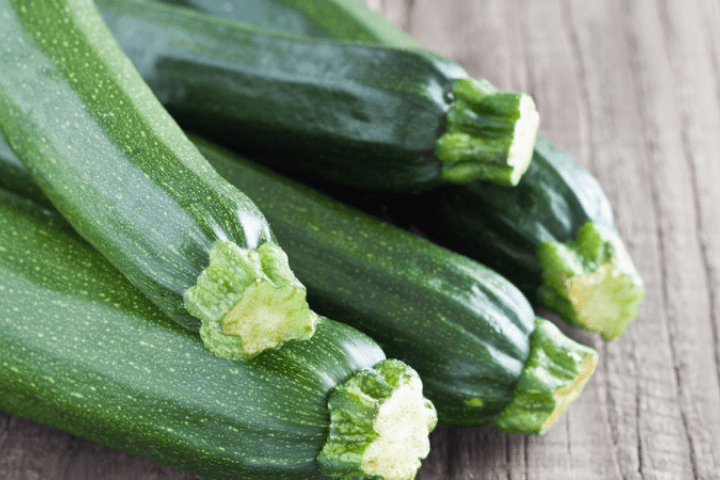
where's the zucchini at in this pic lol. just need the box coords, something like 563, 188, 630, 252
167, 0, 644, 338
1, 131, 598, 434
377, 137, 645, 340
0, 187, 438, 480
96, 0, 539, 190
0, 0, 318, 359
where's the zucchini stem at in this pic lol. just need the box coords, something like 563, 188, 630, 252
536, 221, 645, 340
492, 318, 598, 434
437, 78, 539, 186
184, 241, 317, 359
318, 359, 437, 480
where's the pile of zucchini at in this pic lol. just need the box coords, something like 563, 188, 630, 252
0, 0, 643, 479
147, 0, 644, 340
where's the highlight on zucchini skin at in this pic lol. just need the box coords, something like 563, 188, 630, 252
0, 0, 318, 359
98, 0, 538, 190
0, 188, 436, 480
0, 132, 597, 434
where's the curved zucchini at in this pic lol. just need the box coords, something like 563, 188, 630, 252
96, 0, 538, 190
170, 0, 644, 338
0, 187, 437, 480
0, 0, 318, 359
0, 132, 598, 433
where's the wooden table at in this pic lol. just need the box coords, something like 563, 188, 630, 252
2, 0, 720, 478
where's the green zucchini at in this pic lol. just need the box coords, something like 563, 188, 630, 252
0, 0, 318, 359
375, 137, 645, 340
96, 0, 538, 191
0, 187, 438, 480
166, 0, 644, 339
1, 131, 598, 434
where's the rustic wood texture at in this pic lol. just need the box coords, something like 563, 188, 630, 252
2, 0, 719, 478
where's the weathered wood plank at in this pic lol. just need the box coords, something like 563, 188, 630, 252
558, 1, 699, 478
641, 0, 720, 477
0, 416, 74, 480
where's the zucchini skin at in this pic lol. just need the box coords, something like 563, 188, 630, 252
97, 0, 536, 191
0, 132, 536, 426
0, 0, 276, 333
0, 188, 386, 480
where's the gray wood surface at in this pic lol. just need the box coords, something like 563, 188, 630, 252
2, 0, 719, 478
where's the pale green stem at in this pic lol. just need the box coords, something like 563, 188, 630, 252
492, 318, 598, 435
318, 359, 437, 480
536, 221, 645, 340
184, 241, 317, 359
437, 78, 539, 186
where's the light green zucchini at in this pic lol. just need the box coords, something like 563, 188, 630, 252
0, 0, 317, 359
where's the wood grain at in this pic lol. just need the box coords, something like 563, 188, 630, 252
2, 0, 719, 478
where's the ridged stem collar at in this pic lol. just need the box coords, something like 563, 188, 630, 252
437, 78, 539, 186
493, 318, 598, 434
318, 359, 437, 480
536, 221, 645, 339
184, 241, 317, 359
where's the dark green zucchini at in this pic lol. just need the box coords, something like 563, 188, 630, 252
1, 131, 598, 433
167, 0, 644, 338
0, 187, 438, 480
379, 137, 645, 339
0, 0, 318, 359
328, 137, 645, 339
95, 0, 538, 191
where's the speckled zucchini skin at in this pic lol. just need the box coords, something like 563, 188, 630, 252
0, 188, 386, 480
0, 133, 536, 425
0, 0, 273, 332
221, 156, 536, 425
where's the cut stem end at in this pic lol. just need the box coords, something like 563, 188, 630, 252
185, 241, 317, 360
437, 78, 539, 186
492, 318, 598, 435
318, 359, 437, 480
536, 221, 645, 339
